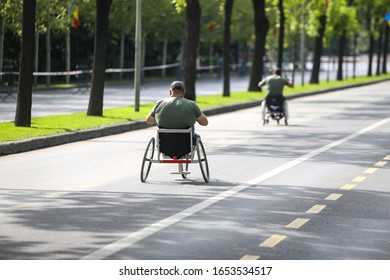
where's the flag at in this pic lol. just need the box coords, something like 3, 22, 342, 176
385, 12, 390, 21
70, 0, 79, 29
73, 6, 79, 28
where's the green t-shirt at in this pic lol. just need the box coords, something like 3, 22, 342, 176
150, 97, 202, 128
261, 74, 289, 96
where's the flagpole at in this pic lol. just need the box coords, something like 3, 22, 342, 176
300, 0, 305, 86
134, 0, 142, 112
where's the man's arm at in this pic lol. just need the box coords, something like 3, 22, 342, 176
258, 79, 266, 88
145, 112, 156, 125
196, 114, 208, 126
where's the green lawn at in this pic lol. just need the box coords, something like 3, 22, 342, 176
1, 74, 389, 142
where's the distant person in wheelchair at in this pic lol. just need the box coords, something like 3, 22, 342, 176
258, 68, 293, 125
146, 80, 208, 139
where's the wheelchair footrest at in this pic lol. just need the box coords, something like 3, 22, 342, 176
160, 159, 192, 164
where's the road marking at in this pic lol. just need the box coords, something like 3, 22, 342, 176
375, 161, 387, 167
340, 184, 356, 190
364, 168, 378, 174
306, 204, 326, 214
384, 156, 390, 160
11, 203, 29, 209
286, 218, 310, 229
46, 192, 69, 198
259, 235, 286, 248
325, 193, 343, 200
352, 176, 366, 182
240, 254, 260, 260
81, 117, 390, 260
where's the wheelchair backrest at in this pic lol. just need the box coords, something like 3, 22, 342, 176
266, 95, 284, 112
157, 128, 193, 159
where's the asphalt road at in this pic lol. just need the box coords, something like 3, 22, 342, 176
0, 81, 389, 260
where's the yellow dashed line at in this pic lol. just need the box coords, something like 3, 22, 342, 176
325, 193, 343, 200
364, 168, 378, 174
306, 204, 326, 214
259, 235, 286, 248
250, 155, 390, 259
340, 184, 356, 190
240, 255, 260, 260
286, 218, 310, 229
352, 176, 366, 182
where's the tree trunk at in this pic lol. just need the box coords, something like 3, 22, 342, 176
15, 0, 36, 127
337, 0, 353, 81
376, 27, 383, 76
277, 0, 285, 69
0, 16, 5, 71
45, 18, 51, 86
248, 0, 268, 91
309, 13, 327, 84
119, 32, 125, 80
368, 33, 374, 76
184, 0, 201, 101
66, 29, 70, 84
162, 36, 168, 78
87, 0, 113, 116
382, 24, 389, 74
336, 31, 346, 81
34, 17, 39, 86
222, 0, 234, 97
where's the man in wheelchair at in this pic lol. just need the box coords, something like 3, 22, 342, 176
258, 68, 293, 124
142, 81, 210, 183
146, 80, 208, 145
146, 80, 208, 127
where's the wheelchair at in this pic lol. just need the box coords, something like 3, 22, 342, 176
140, 128, 210, 183
263, 95, 288, 126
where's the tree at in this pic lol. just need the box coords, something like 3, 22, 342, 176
382, 23, 389, 74
248, 0, 268, 91
276, 0, 285, 69
222, 0, 234, 97
309, 0, 328, 84
183, 0, 201, 101
87, 0, 113, 116
336, 0, 355, 81
14, 0, 35, 127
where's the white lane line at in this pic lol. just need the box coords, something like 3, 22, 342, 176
81, 117, 390, 259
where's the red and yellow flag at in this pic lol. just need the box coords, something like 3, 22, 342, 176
71, 0, 79, 29
73, 6, 79, 28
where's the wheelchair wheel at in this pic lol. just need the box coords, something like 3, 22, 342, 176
196, 138, 210, 183
140, 137, 155, 182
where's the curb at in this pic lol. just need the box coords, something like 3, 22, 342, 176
1, 78, 389, 156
